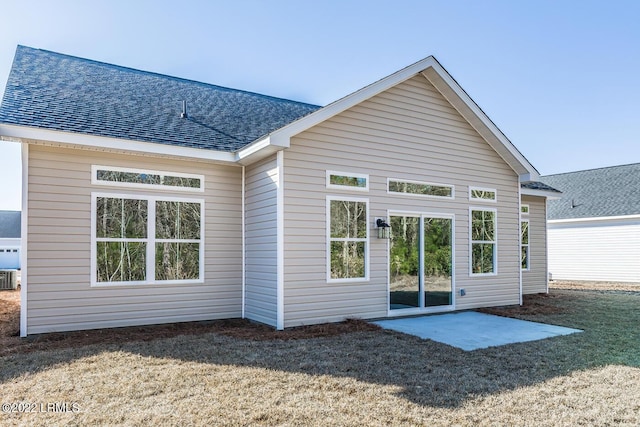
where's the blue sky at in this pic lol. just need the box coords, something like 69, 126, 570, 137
1, 0, 639, 210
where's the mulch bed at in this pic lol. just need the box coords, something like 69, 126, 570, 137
4, 281, 637, 357
0, 288, 379, 357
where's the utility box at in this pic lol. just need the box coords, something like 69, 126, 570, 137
0, 270, 17, 290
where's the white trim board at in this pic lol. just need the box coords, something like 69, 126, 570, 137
549, 214, 640, 224
0, 124, 237, 163
276, 151, 285, 330
19, 143, 28, 337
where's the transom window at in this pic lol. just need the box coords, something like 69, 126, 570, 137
327, 197, 369, 282
470, 208, 497, 275
521, 204, 530, 214
469, 187, 497, 202
326, 171, 368, 191
92, 193, 203, 285
521, 219, 530, 270
92, 165, 204, 192
388, 179, 454, 198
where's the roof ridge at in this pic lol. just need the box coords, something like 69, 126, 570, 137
15, 45, 321, 109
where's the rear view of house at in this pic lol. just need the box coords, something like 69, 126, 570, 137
0, 46, 558, 336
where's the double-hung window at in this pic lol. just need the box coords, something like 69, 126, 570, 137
470, 208, 497, 275
327, 196, 369, 282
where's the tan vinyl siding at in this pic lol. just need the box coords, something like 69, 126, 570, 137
243, 155, 278, 326
26, 145, 242, 334
521, 195, 548, 294
282, 74, 521, 327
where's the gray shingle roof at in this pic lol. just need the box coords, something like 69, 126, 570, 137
521, 181, 562, 193
0, 46, 321, 152
0, 211, 20, 238
540, 163, 640, 220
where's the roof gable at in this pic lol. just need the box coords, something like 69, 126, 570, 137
0, 46, 320, 152
247, 56, 538, 180
541, 163, 640, 220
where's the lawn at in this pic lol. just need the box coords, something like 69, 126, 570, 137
0, 283, 639, 426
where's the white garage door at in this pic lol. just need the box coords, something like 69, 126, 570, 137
0, 247, 20, 269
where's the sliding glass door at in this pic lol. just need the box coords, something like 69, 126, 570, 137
389, 214, 453, 312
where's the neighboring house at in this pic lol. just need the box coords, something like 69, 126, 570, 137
0, 46, 559, 336
541, 164, 640, 283
0, 210, 21, 269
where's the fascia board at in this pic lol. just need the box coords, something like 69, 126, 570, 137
549, 214, 640, 224
235, 144, 283, 166
518, 173, 540, 183
0, 124, 236, 163
236, 136, 273, 161
420, 64, 539, 178
520, 187, 562, 199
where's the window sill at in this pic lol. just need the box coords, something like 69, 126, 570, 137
91, 279, 204, 288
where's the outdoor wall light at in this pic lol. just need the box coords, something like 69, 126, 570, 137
376, 218, 390, 239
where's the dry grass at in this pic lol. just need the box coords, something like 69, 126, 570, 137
1, 284, 639, 426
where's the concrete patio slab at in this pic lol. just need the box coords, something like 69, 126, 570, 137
372, 311, 582, 351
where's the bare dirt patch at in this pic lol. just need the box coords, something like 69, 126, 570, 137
0, 288, 20, 337
478, 292, 569, 317
550, 280, 640, 293
479, 281, 640, 319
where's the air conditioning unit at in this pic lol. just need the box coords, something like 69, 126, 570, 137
0, 270, 17, 290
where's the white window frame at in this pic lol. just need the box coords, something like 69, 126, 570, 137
387, 178, 454, 199
469, 207, 498, 276
521, 218, 530, 271
92, 165, 205, 192
326, 195, 370, 283
469, 186, 497, 203
326, 170, 369, 192
91, 192, 205, 287
521, 204, 530, 215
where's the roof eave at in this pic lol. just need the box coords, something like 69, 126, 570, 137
235, 135, 287, 166
0, 124, 237, 163
521, 187, 563, 200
